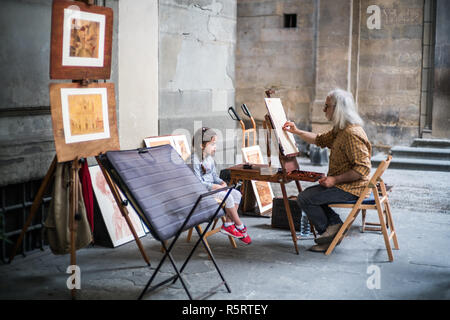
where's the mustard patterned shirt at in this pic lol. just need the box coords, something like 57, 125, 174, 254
315, 125, 372, 197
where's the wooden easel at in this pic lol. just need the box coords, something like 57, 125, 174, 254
9, 80, 151, 300
8, 153, 151, 299
263, 89, 317, 244
228, 105, 260, 213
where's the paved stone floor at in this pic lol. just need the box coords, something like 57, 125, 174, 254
0, 158, 449, 300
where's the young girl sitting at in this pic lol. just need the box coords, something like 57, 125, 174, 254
191, 127, 252, 245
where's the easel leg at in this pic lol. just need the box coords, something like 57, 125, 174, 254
69, 159, 80, 299
96, 157, 151, 266
280, 182, 299, 255
9, 156, 57, 263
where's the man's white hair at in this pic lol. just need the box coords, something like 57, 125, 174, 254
327, 88, 363, 130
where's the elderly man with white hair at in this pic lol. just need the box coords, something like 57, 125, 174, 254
283, 89, 372, 252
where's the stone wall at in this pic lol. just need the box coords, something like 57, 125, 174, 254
158, 0, 239, 168
236, 0, 317, 134
236, 0, 449, 153
358, 0, 424, 148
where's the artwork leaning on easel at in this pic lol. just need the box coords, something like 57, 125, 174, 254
9, 0, 152, 300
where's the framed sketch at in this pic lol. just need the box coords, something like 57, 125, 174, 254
49, 82, 119, 162
172, 135, 191, 161
143, 136, 176, 149
242, 145, 274, 214
50, 0, 113, 79
264, 98, 299, 156
89, 165, 146, 247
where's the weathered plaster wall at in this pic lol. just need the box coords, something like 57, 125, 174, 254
159, 0, 238, 168
118, 0, 159, 149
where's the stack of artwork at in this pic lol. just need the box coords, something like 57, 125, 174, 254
48, 1, 143, 247
241, 145, 274, 214
144, 135, 191, 161
49, 0, 118, 161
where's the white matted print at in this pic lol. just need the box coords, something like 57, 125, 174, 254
89, 165, 146, 247
264, 98, 299, 156
144, 136, 176, 149
60, 87, 110, 144
242, 145, 274, 213
172, 135, 191, 161
62, 8, 105, 67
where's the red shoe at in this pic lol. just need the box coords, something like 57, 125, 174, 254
236, 226, 252, 245
220, 224, 244, 238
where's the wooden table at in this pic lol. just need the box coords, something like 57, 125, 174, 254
228, 163, 311, 255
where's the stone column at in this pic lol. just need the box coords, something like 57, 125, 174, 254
431, 0, 450, 138
311, 0, 354, 134
118, 0, 159, 149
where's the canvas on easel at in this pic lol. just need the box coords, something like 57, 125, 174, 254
264, 98, 299, 157
50, 0, 113, 79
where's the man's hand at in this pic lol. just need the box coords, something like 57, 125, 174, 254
282, 121, 298, 134
318, 170, 363, 188
318, 176, 336, 188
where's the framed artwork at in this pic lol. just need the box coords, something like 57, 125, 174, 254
89, 165, 146, 247
143, 136, 176, 149
242, 145, 274, 214
172, 135, 191, 161
50, 0, 113, 79
49, 82, 119, 162
264, 98, 299, 157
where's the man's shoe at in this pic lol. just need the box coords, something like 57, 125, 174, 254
220, 224, 244, 239
314, 223, 343, 244
236, 226, 252, 245
308, 243, 330, 252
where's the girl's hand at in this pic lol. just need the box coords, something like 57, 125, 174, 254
282, 121, 297, 133
318, 176, 336, 188
212, 184, 223, 190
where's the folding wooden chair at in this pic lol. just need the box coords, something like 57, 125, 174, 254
99, 145, 234, 299
325, 155, 399, 261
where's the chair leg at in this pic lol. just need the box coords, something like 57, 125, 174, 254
361, 209, 367, 233
376, 203, 394, 262
196, 224, 211, 254
308, 218, 317, 238
325, 207, 359, 256
384, 200, 399, 250
212, 218, 218, 230
187, 228, 193, 242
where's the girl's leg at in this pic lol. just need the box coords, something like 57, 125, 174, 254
225, 206, 243, 226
